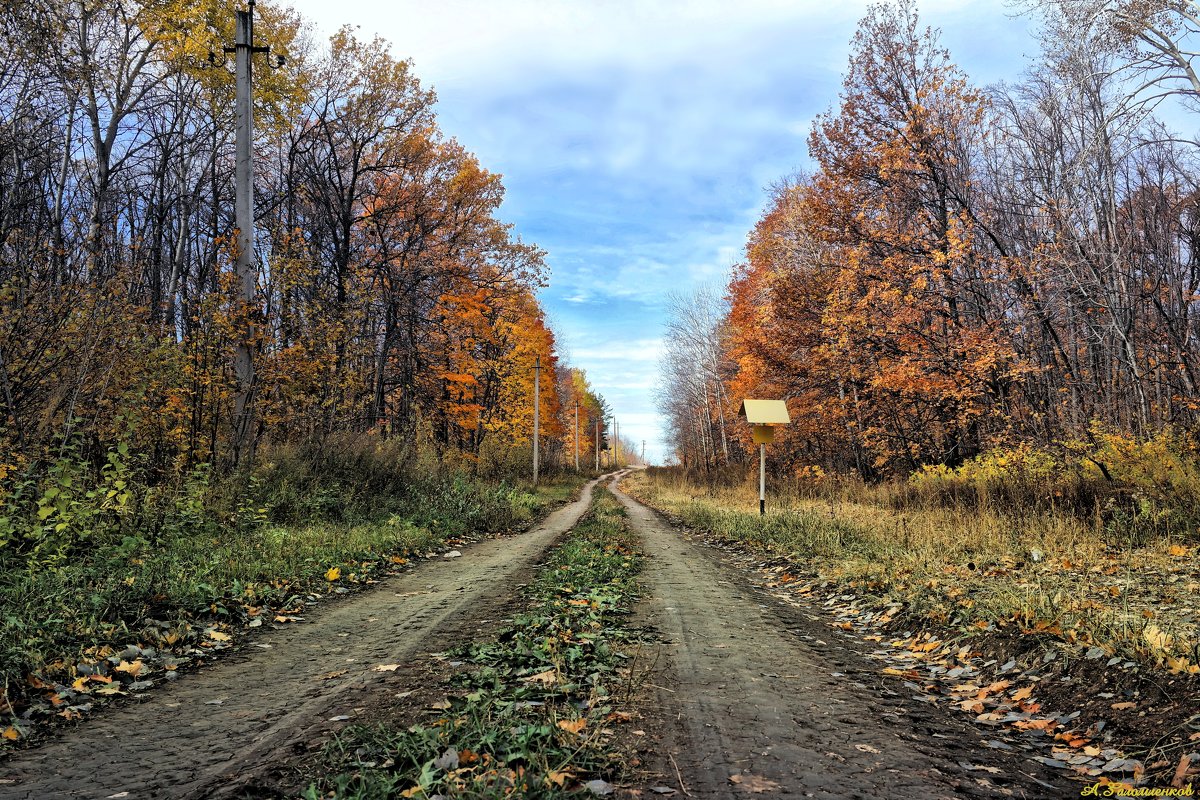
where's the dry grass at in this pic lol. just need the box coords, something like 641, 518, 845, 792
626, 469, 1200, 672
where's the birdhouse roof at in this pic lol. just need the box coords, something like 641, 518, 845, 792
738, 399, 791, 424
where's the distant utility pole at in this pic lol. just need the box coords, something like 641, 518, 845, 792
595, 419, 600, 471
574, 400, 580, 471
225, 0, 280, 468
642, 440, 646, 464
533, 355, 540, 486
615, 419, 620, 466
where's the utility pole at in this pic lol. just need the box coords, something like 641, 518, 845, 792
225, 1, 276, 468
642, 440, 646, 464
574, 400, 579, 471
595, 419, 600, 471
760, 443, 766, 516
533, 355, 540, 486
615, 419, 620, 466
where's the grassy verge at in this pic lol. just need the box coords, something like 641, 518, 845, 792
626, 469, 1200, 673
303, 487, 644, 799
0, 459, 585, 744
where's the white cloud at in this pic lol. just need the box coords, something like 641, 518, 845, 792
572, 338, 664, 362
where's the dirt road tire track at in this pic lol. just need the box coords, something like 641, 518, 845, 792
611, 475, 1073, 800
0, 475, 611, 800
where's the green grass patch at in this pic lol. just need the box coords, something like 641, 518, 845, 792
303, 487, 644, 799
0, 441, 586, 740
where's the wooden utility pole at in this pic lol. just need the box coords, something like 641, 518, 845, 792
595, 419, 600, 471
533, 355, 540, 486
574, 400, 579, 471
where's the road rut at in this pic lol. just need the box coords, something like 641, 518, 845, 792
612, 475, 1070, 799
0, 476, 608, 800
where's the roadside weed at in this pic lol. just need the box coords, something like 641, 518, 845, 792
305, 487, 644, 799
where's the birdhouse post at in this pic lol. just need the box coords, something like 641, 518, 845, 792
738, 399, 791, 515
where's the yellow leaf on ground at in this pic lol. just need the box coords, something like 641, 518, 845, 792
1168, 544, 1189, 557
1143, 624, 1171, 653
557, 718, 587, 734
114, 659, 143, 677
547, 770, 573, 787
208, 630, 231, 642
523, 669, 558, 684
325, 566, 341, 582
2, 726, 18, 740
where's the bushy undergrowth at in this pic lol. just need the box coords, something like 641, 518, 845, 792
0, 436, 582, 707
306, 488, 643, 799
669, 427, 1200, 545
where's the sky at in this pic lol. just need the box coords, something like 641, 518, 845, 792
286, 0, 1037, 464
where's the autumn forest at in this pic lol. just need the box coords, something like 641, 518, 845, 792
664, 1, 1200, 500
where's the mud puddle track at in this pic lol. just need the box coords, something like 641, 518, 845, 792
0, 476, 610, 800
611, 476, 1074, 799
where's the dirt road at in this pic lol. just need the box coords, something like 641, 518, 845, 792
0, 477, 608, 800
1, 472, 1079, 799
610, 475, 1072, 799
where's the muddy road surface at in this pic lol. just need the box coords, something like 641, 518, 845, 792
610, 475, 1073, 799
0, 477, 608, 800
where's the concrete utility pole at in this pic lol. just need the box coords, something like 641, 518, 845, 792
574, 400, 579, 471
642, 440, 646, 464
760, 443, 766, 516
533, 355, 540, 486
225, 1, 276, 468
615, 420, 620, 466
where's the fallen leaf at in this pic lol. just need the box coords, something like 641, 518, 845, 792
372, 664, 401, 672
1011, 686, 1034, 702
1173, 754, 1195, 788
433, 747, 459, 771
114, 660, 143, 677
320, 670, 347, 680
585, 778, 616, 796
1111, 702, 1137, 711
1, 726, 17, 741
547, 770, 573, 787
558, 718, 587, 734
855, 743, 881, 754
207, 630, 231, 642
523, 669, 558, 684
325, 567, 341, 582
1169, 544, 1189, 557
729, 773, 782, 793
